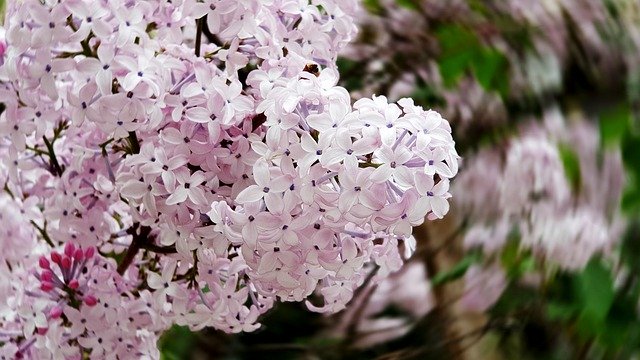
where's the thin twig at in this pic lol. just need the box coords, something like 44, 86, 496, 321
195, 17, 204, 57
42, 136, 64, 176
31, 220, 55, 247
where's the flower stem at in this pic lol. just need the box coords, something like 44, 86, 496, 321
127, 131, 141, 154
42, 135, 64, 176
30, 220, 55, 248
195, 17, 204, 57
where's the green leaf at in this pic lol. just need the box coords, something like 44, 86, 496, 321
472, 48, 509, 95
621, 131, 640, 213
546, 301, 578, 321
363, 0, 384, 14
395, 0, 420, 10
558, 143, 582, 192
431, 251, 480, 286
574, 260, 615, 335
159, 326, 196, 360
436, 25, 479, 87
599, 104, 631, 146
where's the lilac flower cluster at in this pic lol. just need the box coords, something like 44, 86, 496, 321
454, 111, 625, 310
0, 0, 458, 357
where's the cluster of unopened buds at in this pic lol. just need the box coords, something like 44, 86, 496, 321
37, 244, 98, 308
0, 0, 458, 358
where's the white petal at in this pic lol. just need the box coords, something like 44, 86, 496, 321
235, 185, 264, 204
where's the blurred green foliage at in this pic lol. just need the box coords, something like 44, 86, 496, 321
436, 25, 509, 97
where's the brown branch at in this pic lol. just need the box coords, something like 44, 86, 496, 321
117, 224, 151, 275
195, 17, 204, 57
344, 265, 381, 345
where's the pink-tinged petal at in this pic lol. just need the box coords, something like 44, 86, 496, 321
282, 231, 299, 246
188, 187, 208, 206
96, 69, 113, 95
338, 191, 357, 213
242, 224, 258, 245
320, 149, 345, 166
342, 238, 358, 260
235, 185, 264, 204
79, 82, 97, 101
394, 221, 413, 236
409, 198, 430, 223
121, 72, 141, 91
97, 43, 115, 63
430, 197, 450, 219
394, 167, 414, 188
162, 172, 177, 192
171, 106, 183, 122
379, 127, 397, 147
300, 133, 317, 153
166, 284, 185, 298
268, 176, 291, 193
414, 172, 435, 196
378, 201, 405, 220
264, 193, 284, 214
76, 58, 101, 73
161, 127, 184, 144
257, 252, 277, 274
147, 272, 164, 290
252, 160, 270, 187
41, 74, 58, 100
416, 134, 432, 151
329, 101, 350, 123
121, 181, 148, 199
185, 107, 210, 123
307, 113, 331, 131
370, 164, 393, 183
166, 187, 188, 205
435, 162, 454, 178
182, 83, 204, 98
360, 189, 384, 210
162, 261, 177, 281
278, 251, 298, 267
277, 271, 299, 288
92, 18, 112, 38
433, 179, 450, 196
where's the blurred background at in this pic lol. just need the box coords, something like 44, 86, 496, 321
156, 0, 638, 359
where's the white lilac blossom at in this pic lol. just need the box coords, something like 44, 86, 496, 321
0, 0, 458, 357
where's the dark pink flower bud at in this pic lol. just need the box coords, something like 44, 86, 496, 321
68, 279, 79, 289
38, 256, 50, 269
73, 248, 84, 261
50, 251, 62, 264
84, 247, 95, 259
61, 256, 72, 269
64, 243, 76, 257
36, 327, 48, 335
84, 295, 97, 306
40, 270, 53, 281
40, 281, 53, 292
49, 306, 63, 319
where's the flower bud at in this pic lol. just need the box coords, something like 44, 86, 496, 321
50, 251, 62, 264
84, 247, 95, 259
61, 256, 72, 269
73, 248, 84, 261
84, 295, 97, 306
49, 306, 63, 319
40, 281, 53, 292
64, 243, 76, 257
40, 269, 53, 282
68, 279, 79, 289
38, 256, 50, 269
